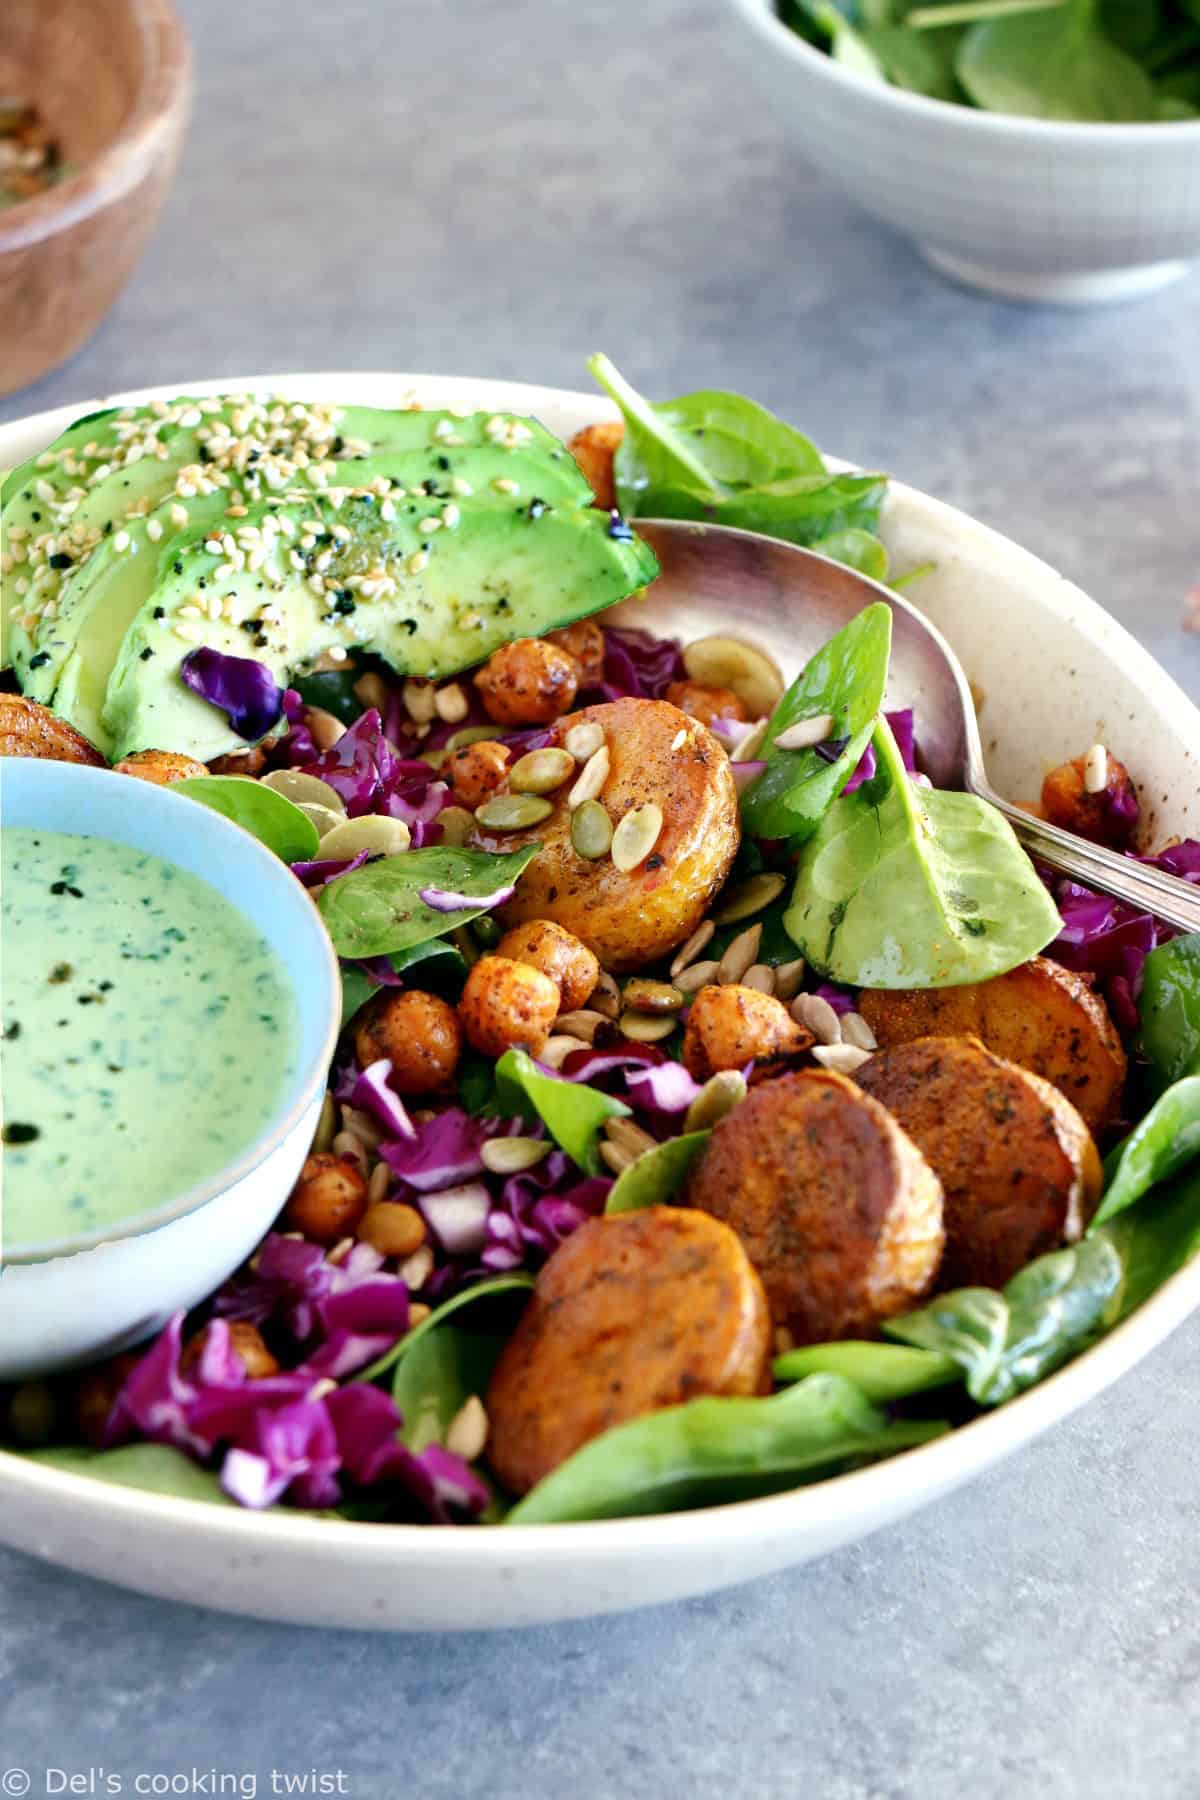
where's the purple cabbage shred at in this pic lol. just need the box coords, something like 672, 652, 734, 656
180, 648, 286, 741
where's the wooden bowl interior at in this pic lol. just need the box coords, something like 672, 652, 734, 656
0, 0, 149, 169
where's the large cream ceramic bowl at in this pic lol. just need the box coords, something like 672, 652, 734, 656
0, 371, 1198, 1631
727, 0, 1200, 304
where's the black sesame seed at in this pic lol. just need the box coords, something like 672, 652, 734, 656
140, 647, 155, 661
28, 651, 50, 670
48, 551, 73, 569
2, 1123, 39, 1146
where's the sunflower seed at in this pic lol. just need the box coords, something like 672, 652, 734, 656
539, 1034, 586, 1069
445, 1395, 489, 1462
729, 717, 769, 763
604, 1116, 658, 1158
674, 958, 720, 995
332, 1130, 368, 1170
434, 682, 469, 723
717, 923, 762, 985
812, 1043, 872, 1075
589, 970, 622, 1019
790, 992, 842, 1045
1084, 743, 1108, 794
368, 1161, 391, 1204
556, 1009, 609, 1043
611, 803, 663, 873
305, 707, 345, 751
619, 1009, 677, 1043
773, 958, 807, 1002
622, 978, 684, 1014
571, 799, 613, 859
339, 1104, 385, 1152
568, 743, 611, 808
839, 1011, 878, 1051
772, 712, 837, 752
741, 964, 776, 994
564, 720, 605, 762
599, 1140, 635, 1175
510, 746, 575, 794
352, 672, 389, 712
684, 1069, 747, 1133
711, 872, 787, 926
474, 793, 554, 831
670, 920, 716, 977
480, 1136, 551, 1175
403, 678, 436, 723
399, 1244, 434, 1289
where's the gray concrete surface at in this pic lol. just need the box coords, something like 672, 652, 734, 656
3, 2, 1200, 1794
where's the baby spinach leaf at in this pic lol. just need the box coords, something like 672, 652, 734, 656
340, 965, 375, 1029
886, 1232, 1125, 1406
340, 940, 470, 1032
634, 472, 888, 548
316, 842, 541, 958
172, 774, 319, 864
773, 1340, 962, 1403
394, 1325, 505, 1453
506, 1373, 949, 1523
809, 527, 890, 582
604, 1131, 711, 1214
1138, 933, 1200, 1090
1101, 1161, 1200, 1322
291, 667, 366, 726
957, 0, 1159, 119
360, 1271, 535, 1385
795, 0, 888, 76
783, 715, 1061, 987
741, 602, 891, 842
862, 22, 967, 98
494, 1047, 629, 1174
22, 1442, 236, 1505
1090, 1076, 1200, 1227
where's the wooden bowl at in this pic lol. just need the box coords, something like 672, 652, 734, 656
0, 0, 192, 397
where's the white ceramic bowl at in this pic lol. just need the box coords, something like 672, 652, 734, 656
0, 760, 340, 1380
0, 370, 1198, 1632
726, 0, 1200, 304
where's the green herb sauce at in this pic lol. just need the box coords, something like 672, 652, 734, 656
1, 827, 300, 1249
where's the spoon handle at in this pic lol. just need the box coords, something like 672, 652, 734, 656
981, 788, 1200, 935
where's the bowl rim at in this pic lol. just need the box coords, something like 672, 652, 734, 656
0, 0, 193, 251
1, 369, 1199, 1590
1, 760, 341, 1266
729, 0, 1200, 142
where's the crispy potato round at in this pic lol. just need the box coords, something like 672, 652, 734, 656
665, 681, 748, 727
547, 618, 606, 688
496, 918, 600, 1013
685, 1069, 944, 1345
113, 748, 208, 785
682, 983, 809, 1081
0, 693, 104, 764
858, 955, 1127, 1135
486, 1206, 771, 1496
457, 954, 560, 1057
856, 1036, 1103, 1290
566, 421, 624, 511
472, 697, 741, 972
474, 637, 579, 727
1042, 749, 1137, 847
354, 989, 462, 1095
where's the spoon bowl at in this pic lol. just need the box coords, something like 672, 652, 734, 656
625, 519, 1200, 934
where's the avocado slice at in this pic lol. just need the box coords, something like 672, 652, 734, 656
2, 394, 587, 671
23, 442, 593, 746
101, 489, 656, 761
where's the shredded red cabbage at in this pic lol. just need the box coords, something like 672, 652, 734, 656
350, 1058, 416, 1142
418, 881, 517, 914
180, 647, 287, 741
290, 707, 450, 829
596, 624, 685, 702
841, 709, 916, 794
289, 850, 371, 889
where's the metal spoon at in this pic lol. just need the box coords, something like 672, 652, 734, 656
621, 519, 1200, 934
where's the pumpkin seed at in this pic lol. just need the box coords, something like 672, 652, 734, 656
436, 804, 475, 846
711, 872, 787, 926
445, 1395, 489, 1462
568, 743, 611, 808
474, 793, 554, 831
670, 919, 716, 978
556, 1009, 609, 1043
510, 747, 575, 794
445, 725, 502, 752
717, 923, 762, 985
611, 802, 664, 874
434, 682, 469, 724
564, 720, 606, 762
298, 801, 347, 839
790, 992, 842, 1045
571, 799, 613, 859
311, 1091, 337, 1154
772, 712, 836, 752
684, 1069, 747, 1133
403, 678, 436, 723
674, 958, 719, 995
480, 1136, 551, 1175
741, 964, 776, 995
839, 1011, 878, 1052
682, 634, 784, 718
368, 1161, 391, 1205
619, 1009, 677, 1043
774, 958, 807, 1003
812, 1043, 872, 1076
319, 814, 412, 858
622, 977, 684, 1014
261, 768, 347, 814
332, 1129, 368, 1170
589, 970, 621, 1019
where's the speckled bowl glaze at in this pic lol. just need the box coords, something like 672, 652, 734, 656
726, 0, 1200, 305
0, 372, 1197, 1630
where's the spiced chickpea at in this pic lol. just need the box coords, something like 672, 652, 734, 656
458, 955, 561, 1057
113, 748, 209, 785
683, 984, 808, 1082
665, 681, 748, 728
182, 1320, 280, 1380
449, 739, 511, 810
547, 618, 606, 688
283, 1152, 369, 1245
1041, 748, 1138, 847
496, 919, 600, 1013
207, 743, 269, 776
567, 421, 624, 511
73, 1353, 139, 1447
354, 990, 462, 1095
356, 1201, 428, 1259
474, 638, 579, 727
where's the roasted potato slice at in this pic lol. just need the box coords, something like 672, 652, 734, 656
0, 692, 105, 765
472, 697, 740, 972
685, 1068, 944, 1345
857, 1036, 1102, 1291
858, 955, 1127, 1134
486, 1206, 771, 1496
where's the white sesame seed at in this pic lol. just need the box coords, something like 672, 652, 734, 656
450, 477, 474, 497
327, 645, 348, 663
418, 516, 442, 534
112, 530, 131, 553
407, 550, 429, 576
379, 498, 396, 521
174, 622, 207, 642
145, 518, 164, 542
442, 503, 461, 529
178, 604, 203, 619
491, 477, 519, 496
169, 504, 189, 527
34, 480, 56, 503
